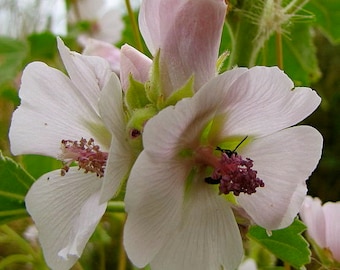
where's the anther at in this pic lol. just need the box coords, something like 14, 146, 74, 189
59, 138, 108, 177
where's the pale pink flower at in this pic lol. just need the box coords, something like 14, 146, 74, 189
68, 0, 123, 44
9, 38, 132, 269
123, 66, 323, 270
300, 196, 340, 262
120, 0, 226, 94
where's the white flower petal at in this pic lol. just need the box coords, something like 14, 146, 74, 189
198, 66, 321, 138
323, 201, 340, 261
124, 152, 189, 267
237, 126, 323, 229
57, 37, 112, 112
142, 67, 248, 157
9, 61, 109, 156
150, 180, 243, 270
25, 168, 107, 270
98, 74, 134, 202
299, 196, 327, 248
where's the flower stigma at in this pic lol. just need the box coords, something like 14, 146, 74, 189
196, 136, 264, 196
59, 138, 108, 177
208, 151, 264, 196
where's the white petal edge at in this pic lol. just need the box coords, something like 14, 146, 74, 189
98, 73, 134, 202
57, 37, 112, 112
197, 66, 321, 138
25, 168, 107, 270
150, 179, 243, 270
9, 61, 108, 156
124, 152, 189, 267
237, 126, 323, 230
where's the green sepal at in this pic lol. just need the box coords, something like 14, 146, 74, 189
146, 49, 162, 107
0, 151, 34, 224
126, 106, 158, 152
163, 76, 194, 108
247, 219, 311, 269
124, 75, 150, 111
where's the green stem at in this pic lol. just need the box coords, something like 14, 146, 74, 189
226, 0, 266, 68
275, 30, 283, 69
106, 201, 125, 213
125, 0, 144, 52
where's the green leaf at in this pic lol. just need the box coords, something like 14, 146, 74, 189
21, 155, 61, 180
164, 76, 194, 108
0, 152, 34, 224
0, 37, 28, 86
305, 0, 340, 44
125, 76, 150, 111
247, 219, 311, 269
257, 22, 321, 86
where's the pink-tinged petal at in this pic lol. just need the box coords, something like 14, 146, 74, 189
25, 168, 107, 270
124, 152, 189, 267
57, 37, 112, 112
139, 0, 182, 54
323, 201, 340, 261
98, 74, 134, 202
299, 196, 327, 248
120, 44, 152, 91
142, 67, 248, 157
237, 126, 323, 230
9, 62, 110, 157
150, 180, 243, 270
159, 0, 227, 95
83, 39, 121, 74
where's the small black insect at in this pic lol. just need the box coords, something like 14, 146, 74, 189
204, 136, 248, 185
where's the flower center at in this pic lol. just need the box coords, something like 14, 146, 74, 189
58, 138, 108, 177
206, 151, 264, 196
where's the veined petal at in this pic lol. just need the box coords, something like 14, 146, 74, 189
120, 44, 152, 91
139, 0, 182, 54
150, 179, 243, 270
57, 37, 112, 112
9, 61, 110, 157
124, 152, 189, 267
204, 66, 321, 138
323, 201, 340, 261
99, 74, 134, 202
159, 0, 227, 95
142, 67, 248, 157
237, 126, 323, 229
25, 168, 107, 270
299, 196, 327, 248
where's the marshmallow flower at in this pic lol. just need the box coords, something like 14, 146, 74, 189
120, 0, 226, 94
9, 38, 132, 270
300, 196, 340, 262
123, 66, 323, 270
